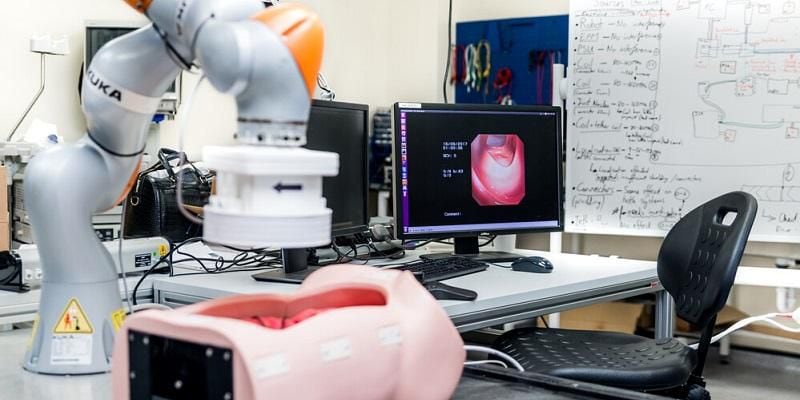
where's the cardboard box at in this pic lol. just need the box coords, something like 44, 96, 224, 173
675, 305, 800, 341
745, 322, 800, 341
559, 302, 645, 334
0, 222, 8, 251
676, 305, 749, 332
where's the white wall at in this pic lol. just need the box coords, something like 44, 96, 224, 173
302, 0, 448, 107
456, 0, 569, 21
0, 0, 447, 158
0, 1, 146, 143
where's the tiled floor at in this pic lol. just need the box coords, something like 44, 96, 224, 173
1, 327, 797, 399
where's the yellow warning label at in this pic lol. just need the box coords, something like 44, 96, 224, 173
28, 314, 39, 349
158, 243, 169, 257
111, 309, 126, 332
53, 298, 94, 334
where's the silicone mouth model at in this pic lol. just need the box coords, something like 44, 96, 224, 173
471, 134, 526, 206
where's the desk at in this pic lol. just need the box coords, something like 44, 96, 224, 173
0, 277, 154, 326
152, 248, 674, 338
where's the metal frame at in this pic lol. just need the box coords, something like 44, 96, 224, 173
462, 365, 670, 400
450, 278, 668, 336
154, 277, 674, 339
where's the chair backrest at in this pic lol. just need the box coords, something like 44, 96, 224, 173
657, 191, 757, 327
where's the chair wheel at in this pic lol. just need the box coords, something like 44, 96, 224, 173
686, 384, 710, 400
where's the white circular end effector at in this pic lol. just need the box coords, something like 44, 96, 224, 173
203, 145, 338, 175
202, 145, 339, 248
203, 207, 333, 248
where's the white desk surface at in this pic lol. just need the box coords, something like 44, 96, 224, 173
736, 266, 800, 289
0, 277, 153, 325
152, 247, 661, 331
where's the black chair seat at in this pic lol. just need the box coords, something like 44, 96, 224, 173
494, 328, 697, 391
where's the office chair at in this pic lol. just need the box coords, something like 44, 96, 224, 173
493, 192, 757, 399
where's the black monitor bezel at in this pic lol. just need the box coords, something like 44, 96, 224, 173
391, 102, 564, 240
311, 99, 370, 238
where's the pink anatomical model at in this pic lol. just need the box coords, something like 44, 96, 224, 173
471, 134, 526, 206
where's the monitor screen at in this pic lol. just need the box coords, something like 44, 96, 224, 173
393, 103, 563, 239
306, 100, 369, 237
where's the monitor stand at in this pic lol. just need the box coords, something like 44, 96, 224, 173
419, 236, 522, 263
252, 248, 318, 284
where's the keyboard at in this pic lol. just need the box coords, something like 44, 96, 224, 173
394, 257, 488, 283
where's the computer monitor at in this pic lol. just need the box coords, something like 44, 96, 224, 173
306, 100, 370, 238
392, 103, 563, 262
252, 100, 370, 284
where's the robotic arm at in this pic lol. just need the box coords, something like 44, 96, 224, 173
23, 0, 330, 374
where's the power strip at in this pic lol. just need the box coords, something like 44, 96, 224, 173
16, 237, 170, 288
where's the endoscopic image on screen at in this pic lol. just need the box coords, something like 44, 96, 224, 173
396, 107, 561, 235
471, 134, 526, 206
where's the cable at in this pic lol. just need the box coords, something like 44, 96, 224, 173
442, 0, 453, 103
402, 239, 440, 250
175, 74, 206, 225
478, 235, 497, 247
540, 316, 550, 329
464, 345, 524, 372
317, 72, 336, 100
170, 266, 279, 278
464, 360, 509, 369
689, 308, 800, 350
132, 238, 280, 303
170, 249, 281, 274
8, 53, 47, 141
403, 235, 497, 250
132, 237, 203, 305
130, 303, 172, 314
118, 200, 133, 315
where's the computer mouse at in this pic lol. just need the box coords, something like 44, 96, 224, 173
511, 256, 554, 273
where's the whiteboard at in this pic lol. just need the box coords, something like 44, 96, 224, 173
566, 0, 800, 242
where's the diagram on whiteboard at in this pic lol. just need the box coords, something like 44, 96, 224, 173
687, 0, 800, 143
567, 0, 800, 241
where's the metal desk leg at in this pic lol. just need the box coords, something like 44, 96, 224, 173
655, 290, 674, 339
719, 291, 734, 363
719, 336, 731, 364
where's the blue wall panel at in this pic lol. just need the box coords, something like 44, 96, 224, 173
455, 15, 569, 105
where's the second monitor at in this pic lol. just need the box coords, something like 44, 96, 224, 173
393, 103, 563, 262
252, 100, 369, 284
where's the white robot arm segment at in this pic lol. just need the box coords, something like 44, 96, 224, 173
23, 0, 326, 375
